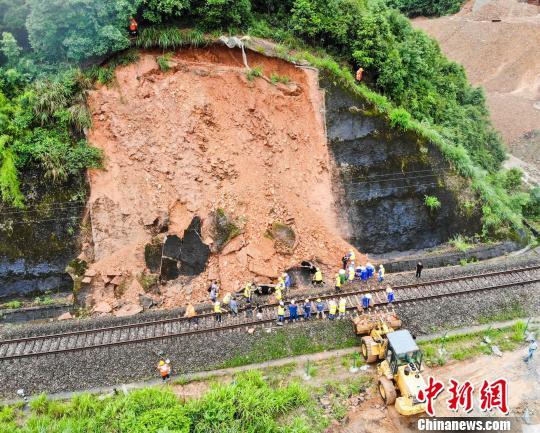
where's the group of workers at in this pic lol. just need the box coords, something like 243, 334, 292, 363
187, 249, 400, 326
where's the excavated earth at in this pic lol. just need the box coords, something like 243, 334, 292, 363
413, 0, 540, 159
83, 47, 360, 314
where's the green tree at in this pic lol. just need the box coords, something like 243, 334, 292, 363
1, 32, 22, 68
26, 0, 140, 62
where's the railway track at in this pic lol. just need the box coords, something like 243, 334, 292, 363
1, 264, 539, 361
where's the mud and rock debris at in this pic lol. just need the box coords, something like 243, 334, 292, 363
83, 47, 362, 314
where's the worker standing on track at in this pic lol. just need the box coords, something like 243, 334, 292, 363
328, 299, 337, 320
348, 264, 355, 282
243, 282, 253, 304
378, 264, 385, 283
229, 296, 238, 315
289, 299, 299, 323
339, 268, 347, 285
360, 265, 368, 282
361, 293, 372, 309
313, 268, 323, 286
274, 284, 283, 302
416, 261, 424, 278
335, 273, 342, 293
316, 298, 325, 319
213, 301, 222, 323
303, 298, 312, 320
222, 292, 231, 306
209, 284, 218, 303
157, 359, 171, 383
366, 262, 375, 279
348, 249, 356, 267
342, 254, 349, 270
277, 301, 285, 325
338, 298, 347, 319
386, 286, 395, 303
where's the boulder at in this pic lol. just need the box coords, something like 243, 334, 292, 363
114, 303, 143, 317
221, 235, 245, 255
245, 237, 275, 261
110, 275, 124, 286
139, 295, 154, 310
81, 276, 92, 284
93, 301, 113, 314
248, 261, 279, 279
57, 312, 73, 321
84, 269, 97, 277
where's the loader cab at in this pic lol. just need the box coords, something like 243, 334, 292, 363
385, 330, 423, 375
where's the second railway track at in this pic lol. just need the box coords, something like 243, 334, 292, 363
1, 264, 539, 361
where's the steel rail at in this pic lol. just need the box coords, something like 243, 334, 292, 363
0, 266, 538, 360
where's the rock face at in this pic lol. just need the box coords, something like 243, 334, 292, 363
323, 81, 482, 254
0, 169, 86, 300
160, 217, 210, 280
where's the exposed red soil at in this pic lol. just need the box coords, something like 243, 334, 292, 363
413, 0, 540, 148
83, 46, 362, 313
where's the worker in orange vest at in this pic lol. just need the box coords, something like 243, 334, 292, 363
157, 359, 171, 382
129, 17, 138, 37
356, 67, 364, 82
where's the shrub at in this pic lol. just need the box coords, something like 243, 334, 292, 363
1, 300, 22, 309
389, 107, 411, 129
449, 234, 473, 252
270, 73, 290, 84
424, 195, 441, 210
157, 53, 173, 72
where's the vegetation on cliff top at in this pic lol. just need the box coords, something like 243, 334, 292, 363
0, 0, 536, 237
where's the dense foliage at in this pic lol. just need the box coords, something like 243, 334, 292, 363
0, 372, 311, 433
385, 0, 465, 17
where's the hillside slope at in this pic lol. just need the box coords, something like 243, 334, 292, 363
83, 47, 359, 311
413, 0, 540, 149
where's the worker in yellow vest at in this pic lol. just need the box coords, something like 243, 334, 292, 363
243, 283, 252, 304
335, 273, 341, 293
274, 285, 283, 302
213, 301, 222, 323
338, 298, 347, 319
328, 299, 337, 320
277, 301, 285, 325
312, 268, 323, 286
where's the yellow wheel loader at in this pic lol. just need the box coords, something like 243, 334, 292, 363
353, 312, 402, 363
377, 329, 426, 416
353, 314, 426, 416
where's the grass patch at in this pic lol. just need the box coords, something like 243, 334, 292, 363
477, 303, 527, 324
424, 195, 441, 211
270, 73, 290, 84
218, 321, 357, 369
419, 321, 530, 366
1, 300, 23, 310
246, 65, 263, 81
157, 52, 173, 72
449, 234, 474, 252
33, 296, 55, 306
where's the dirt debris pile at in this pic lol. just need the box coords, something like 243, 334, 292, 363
413, 0, 540, 147
81, 47, 360, 313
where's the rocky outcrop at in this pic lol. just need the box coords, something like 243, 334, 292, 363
322, 80, 482, 254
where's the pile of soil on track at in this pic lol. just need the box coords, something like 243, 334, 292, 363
413, 0, 540, 149
84, 46, 360, 313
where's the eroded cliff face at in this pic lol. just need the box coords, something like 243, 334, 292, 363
0, 169, 86, 300
81, 47, 360, 313
323, 81, 481, 254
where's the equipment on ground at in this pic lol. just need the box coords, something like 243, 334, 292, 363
353, 313, 426, 416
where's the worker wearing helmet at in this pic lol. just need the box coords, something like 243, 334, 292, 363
361, 293, 372, 309
274, 285, 283, 302
303, 299, 312, 320
243, 283, 252, 304
348, 249, 356, 264
335, 273, 341, 293
129, 17, 138, 37
283, 272, 292, 289
348, 264, 355, 282
328, 299, 337, 320
213, 301, 222, 323
338, 298, 347, 319
338, 268, 347, 285
312, 268, 323, 286
157, 359, 171, 382
378, 264, 385, 283
386, 286, 395, 303
316, 298, 325, 319
366, 262, 375, 279
277, 301, 285, 325
288, 299, 299, 323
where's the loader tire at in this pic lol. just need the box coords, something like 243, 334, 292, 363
360, 336, 378, 363
379, 377, 397, 406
